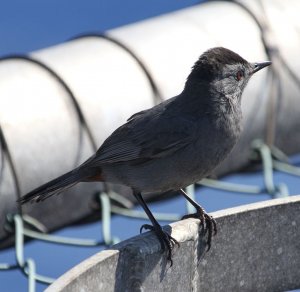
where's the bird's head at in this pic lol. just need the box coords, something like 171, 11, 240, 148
184, 47, 271, 105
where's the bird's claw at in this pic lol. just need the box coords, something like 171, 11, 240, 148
140, 224, 179, 265
181, 209, 217, 251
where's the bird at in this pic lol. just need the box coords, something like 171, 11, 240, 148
18, 47, 271, 262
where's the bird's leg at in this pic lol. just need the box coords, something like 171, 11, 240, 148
133, 191, 179, 264
179, 189, 217, 251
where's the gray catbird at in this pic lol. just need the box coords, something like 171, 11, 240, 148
19, 47, 271, 261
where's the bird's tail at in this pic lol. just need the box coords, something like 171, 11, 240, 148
18, 167, 94, 204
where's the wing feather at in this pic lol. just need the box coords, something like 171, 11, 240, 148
90, 98, 196, 165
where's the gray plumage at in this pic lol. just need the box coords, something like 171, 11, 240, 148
19, 47, 271, 205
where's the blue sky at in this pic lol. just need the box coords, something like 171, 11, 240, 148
0, 0, 199, 55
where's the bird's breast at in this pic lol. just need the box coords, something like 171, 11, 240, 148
190, 110, 242, 173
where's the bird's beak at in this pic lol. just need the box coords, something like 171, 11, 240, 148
251, 61, 272, 74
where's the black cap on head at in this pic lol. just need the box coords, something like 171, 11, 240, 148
187, 47, 248, 82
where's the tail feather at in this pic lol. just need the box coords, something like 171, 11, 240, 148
18, 168, 92, 204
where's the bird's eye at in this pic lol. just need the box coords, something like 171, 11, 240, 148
236, 70, 244, 81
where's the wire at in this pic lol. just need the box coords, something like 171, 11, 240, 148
70, 32, 163, 105
0, 55, 98, 166
0, 126, 23, 215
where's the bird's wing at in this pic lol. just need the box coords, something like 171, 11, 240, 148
127, 109, 148, 122
89, 105, 196, 165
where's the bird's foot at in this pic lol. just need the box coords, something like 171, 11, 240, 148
181, 207, 217, 251
140, 224, 179, 265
